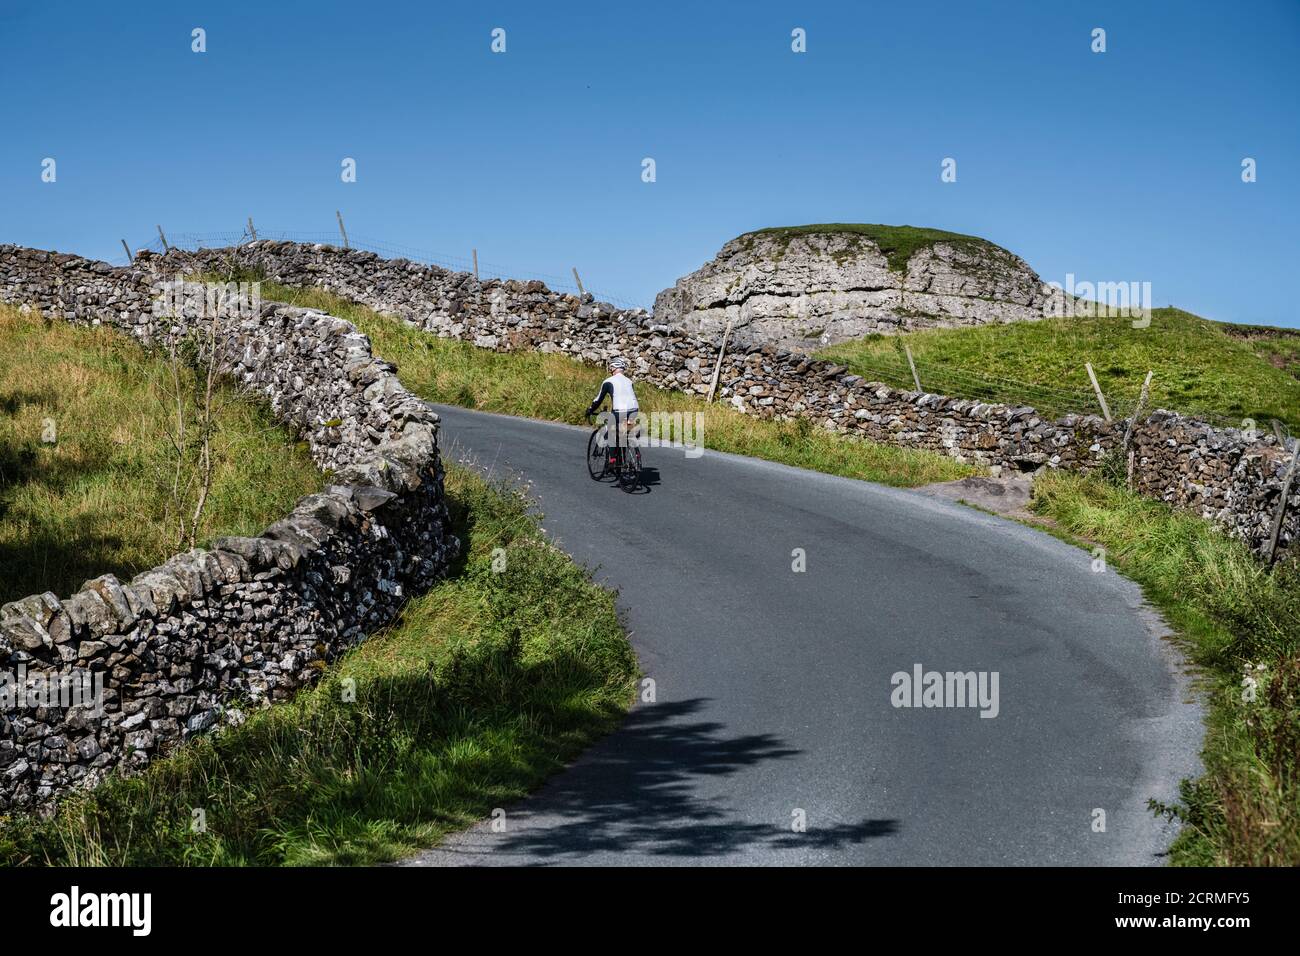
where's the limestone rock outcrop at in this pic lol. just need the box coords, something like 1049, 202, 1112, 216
653, 226, 1066, 350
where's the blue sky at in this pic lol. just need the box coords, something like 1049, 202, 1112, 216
1, 0, 1297, 324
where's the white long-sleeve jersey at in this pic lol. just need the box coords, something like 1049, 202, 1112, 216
588, 372, 639, 413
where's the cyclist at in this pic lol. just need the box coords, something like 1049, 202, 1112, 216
586, 356, 640, 464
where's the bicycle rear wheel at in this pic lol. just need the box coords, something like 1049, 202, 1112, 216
620, 446, 643, 492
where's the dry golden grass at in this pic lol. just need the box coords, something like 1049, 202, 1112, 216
0, 305, 321, 604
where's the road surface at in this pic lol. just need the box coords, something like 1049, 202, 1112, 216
402, 405, 1203, 866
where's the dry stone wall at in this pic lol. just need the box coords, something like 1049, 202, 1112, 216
161, 241, 1300, 560
0, 245, 456, 810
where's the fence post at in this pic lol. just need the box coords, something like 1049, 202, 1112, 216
472, 248, 479, 281
336, 211, 349, 249
1135, 369, 1153, 420
1085, 362, 1112, 422
706, 318, 736, 404
1120, 370, 1153, 488
247, 217, 257, 240
1121, 370, 1153, 446
121, 239, 133, 263
572, 267, 585, 299
904, 344, 923, 392
1265, 431, 1299, 565
157, 225, 170, 253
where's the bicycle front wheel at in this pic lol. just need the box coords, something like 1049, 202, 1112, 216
587, 428, 609, 481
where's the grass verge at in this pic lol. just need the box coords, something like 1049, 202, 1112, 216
1031, 471, 1300, 866
243, 280, 976, 488
0, 465, 638, 866
819, 307, 1300, 429
0, 304, 321, 605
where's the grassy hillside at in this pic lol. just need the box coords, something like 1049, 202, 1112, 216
0, 305, 321, 604
1224, 323, 1300, 380
818, 307, 1300, 430
737, 223, 1003, 271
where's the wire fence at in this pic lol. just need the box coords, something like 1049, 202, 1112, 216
126, 227, 650, 312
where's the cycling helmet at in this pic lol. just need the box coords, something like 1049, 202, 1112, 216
608, 356, 628, 371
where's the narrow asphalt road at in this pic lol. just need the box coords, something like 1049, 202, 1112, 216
403, 405, 1203, 866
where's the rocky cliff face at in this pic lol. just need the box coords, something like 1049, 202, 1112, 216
653, 226, 1065, 350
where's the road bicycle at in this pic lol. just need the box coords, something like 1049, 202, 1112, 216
586, 412, 642, 492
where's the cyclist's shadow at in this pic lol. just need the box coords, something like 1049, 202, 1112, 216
628, 465, 660, 493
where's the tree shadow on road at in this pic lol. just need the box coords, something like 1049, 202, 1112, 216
426, 697, 900, 863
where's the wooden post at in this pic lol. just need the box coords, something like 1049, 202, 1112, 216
247, 217, 257, 240
336, 210, 349, 249
1121, 370, 1153, 488
706, 318, 736, 404
472, 248, 479, 281
1085, 362, 1112, 422
157, 225, 170, 253
572, 267, 585, 299
1136, 369, 1152, 416
1265, 434, 1299, 565
904, 344, 923, 392
121, 239, 133, 263
1121, 370, 1153, 448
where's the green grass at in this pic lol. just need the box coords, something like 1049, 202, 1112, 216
1225, 325, 1300, 381
1031, 472, 1300, 866
244, 280, 977, 489
0, 305, 321, 605
0, 465, 638, 866
819, 307, 1300, 429
737, 223, 1004, 271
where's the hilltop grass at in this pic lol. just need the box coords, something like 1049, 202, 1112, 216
1031, 472, 1300, 866
818, 308, 1300, 430
0, 304, 321, 605
0, 466, 637, 866
244, 280, 976, 489
738, 223, 1001, 272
